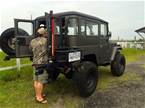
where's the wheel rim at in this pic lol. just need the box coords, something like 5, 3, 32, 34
8, 37, 16, 50
119, 58, 125, 73
119, 64, 124, 72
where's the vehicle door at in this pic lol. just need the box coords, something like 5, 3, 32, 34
99, 23, 112, 63
15, 19, 35, 57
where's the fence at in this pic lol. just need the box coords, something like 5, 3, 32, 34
0, 50, 31, 73
0, 59, 31, 72
113, 40, 145, 50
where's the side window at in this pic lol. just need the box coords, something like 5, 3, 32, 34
86, 25, 91, 36
68, 18, 78, 35
55, 26, 60, 34
86, 21, 99, 36
19, 22, 33, 35
101, 24, 107, 36
92, 24, 98, 35
54, 19, 60, 35
80, 19, 86, 36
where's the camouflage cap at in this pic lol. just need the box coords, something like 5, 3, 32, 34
37, 27, 47, 35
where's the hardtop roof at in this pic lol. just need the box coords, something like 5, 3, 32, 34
35, 11, 108, 24
135, 27, 145, 33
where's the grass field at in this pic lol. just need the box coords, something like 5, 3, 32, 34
121, 48, 145, 63
0, 48, 145, 108
0, 52, 31, 67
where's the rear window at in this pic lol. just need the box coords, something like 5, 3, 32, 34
35, 18, 60, 35
67, 18, 78, 35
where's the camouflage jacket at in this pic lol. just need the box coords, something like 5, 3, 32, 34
29, 37, 48, 65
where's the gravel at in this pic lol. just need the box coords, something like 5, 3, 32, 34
81, 57, 145, 108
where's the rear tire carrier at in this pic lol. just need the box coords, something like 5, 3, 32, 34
0, 28, 29, 56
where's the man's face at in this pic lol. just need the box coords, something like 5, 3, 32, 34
43, 32, 48, 38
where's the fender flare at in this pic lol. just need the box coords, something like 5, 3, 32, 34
110, 45, 122, 61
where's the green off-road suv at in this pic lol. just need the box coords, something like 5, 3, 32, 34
0, 11, 126, 97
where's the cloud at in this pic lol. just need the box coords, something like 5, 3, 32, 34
0, 0, 144, 39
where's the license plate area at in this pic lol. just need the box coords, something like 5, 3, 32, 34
68, 51, 81, 62
55, 48, 81, 63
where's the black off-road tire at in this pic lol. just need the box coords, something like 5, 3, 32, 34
51, 70, 60, 81
0, 28, 29, 56
111, 53, 126, 76
65, 72, 73, 79
73, 61, 98, 97
46, 64, 60, 81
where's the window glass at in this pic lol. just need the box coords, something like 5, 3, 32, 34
101, 24, 107, 36
36, 19, 60, 35
80, 20, 86, 36
86, 26, 91, 35
86, 21, 98, 36
55, 24, 60, 35
54, 19, 60, 35
68, 18, 78, 35
92, 25, 98, 35
19, 22, 33, 35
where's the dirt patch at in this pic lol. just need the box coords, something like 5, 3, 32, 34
81, 56, 145, 108
52, 95, 65, 108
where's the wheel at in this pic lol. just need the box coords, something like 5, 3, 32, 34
0, 28, 29, 56
73, 61, 98, 97
65, 71, 73, 79
47, 69, 60, 81
111, 53, 126, 76
46, 64, 60, 81
65, 67, 74, 79
51, 70, 60, 81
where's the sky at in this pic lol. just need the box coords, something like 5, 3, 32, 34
0, 0, 144, 40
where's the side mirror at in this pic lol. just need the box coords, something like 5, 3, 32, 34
108, 32, 112, 38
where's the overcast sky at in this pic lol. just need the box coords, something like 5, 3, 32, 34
0, 0, 144, 40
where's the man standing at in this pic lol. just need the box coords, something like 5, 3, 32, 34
29, 27, 48, 104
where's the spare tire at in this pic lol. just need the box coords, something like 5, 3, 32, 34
0, 28, 29, 56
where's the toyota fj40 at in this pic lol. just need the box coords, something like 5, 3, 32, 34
0, 11, 126, 97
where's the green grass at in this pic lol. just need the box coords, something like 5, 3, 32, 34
0, 48, 145, 108
0, 66, 82, 108
0, 52, 31, 67
121, 48, 145, 63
